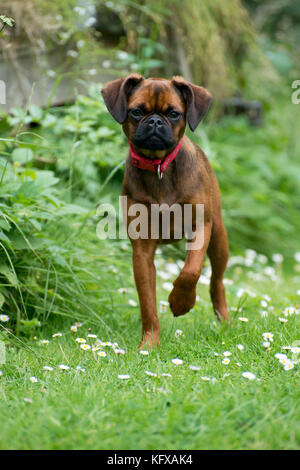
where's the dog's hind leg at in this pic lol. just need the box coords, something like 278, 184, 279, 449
207, 220, 229, 321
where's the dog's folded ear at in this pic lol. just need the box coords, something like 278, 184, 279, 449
171, 76, 212, 131
101, 74, 144, 123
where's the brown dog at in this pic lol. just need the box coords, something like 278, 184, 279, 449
102, 74, 229, 348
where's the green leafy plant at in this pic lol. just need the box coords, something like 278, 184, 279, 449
0, 14, 15, 38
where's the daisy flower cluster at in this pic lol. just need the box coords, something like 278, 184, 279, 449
3, 241, 299, 392
75, 335, 126, 357
274, 353, 296, 371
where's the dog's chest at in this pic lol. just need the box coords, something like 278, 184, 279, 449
126, 164, 186, 206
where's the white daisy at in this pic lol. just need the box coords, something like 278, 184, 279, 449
0, 315, 9, 322
165, 263, 180, 275
237, 344, 244, 351
29, 376, 38, 383
284, 306, 296, 316
46, 69, 56, 77
80, 344, 91, 351
117, 51, 129, 60
75, 338, 86, 343
77, 40, 85, 49
278, 317, 288, 323
257, 254, 268, 264
278, 357, 290, 365
294, 252, 300, 263
76, 366, 86, 373
40, 339, 49, 345
238, 317, 248, 322
175, 329, 184, 338
284, 362, 294, 371
222, 358, 230, 365
114, 348, 126, 355
262, 332, 274, 342
118, 287, 127, 294
145, 370, 158, 377
24, 397, 33, 404
223, 351, 232, 357
52, 332, 62, 338
159, 300, 168, 313
272, 253, 283, 263
58, 364, 70, 370
118, 374, 130, 379
157, 271, 171, 280
102, 60, 111, 69
97, 351, 107, 357
275, 353, 287, 361
43, 366, 54, 371
242, 371, 256, 380
171, 358, 183, 365
67, 50, 78, 58
139, 350, 149, 356
237, 288, 246, 298
162, 282, 173, 291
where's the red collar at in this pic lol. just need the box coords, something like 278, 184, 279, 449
129, 138, 183, 178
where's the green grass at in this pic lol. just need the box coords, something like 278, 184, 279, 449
0, 235, 299, 450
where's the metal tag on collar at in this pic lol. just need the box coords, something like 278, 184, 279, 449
157, 164, 163, 180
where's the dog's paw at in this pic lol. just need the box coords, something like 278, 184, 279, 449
168, 285, 196, 317
139, 331, 160, 349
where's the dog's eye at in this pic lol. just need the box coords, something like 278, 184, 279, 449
168, 110, 181, 120
129, 109, 144, 119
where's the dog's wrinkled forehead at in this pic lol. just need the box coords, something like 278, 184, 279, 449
128, 79, 185, 113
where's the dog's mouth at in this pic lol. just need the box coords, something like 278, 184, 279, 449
134, 129, 174, 151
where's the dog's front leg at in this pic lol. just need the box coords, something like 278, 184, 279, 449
131, 239, 159, 348
169, 222, 212, 317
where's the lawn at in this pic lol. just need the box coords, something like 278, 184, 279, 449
0, 233, 299, 450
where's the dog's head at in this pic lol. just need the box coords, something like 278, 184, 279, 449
101, 74, 212, 157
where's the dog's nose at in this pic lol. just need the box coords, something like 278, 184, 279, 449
148, 115, 163, 128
